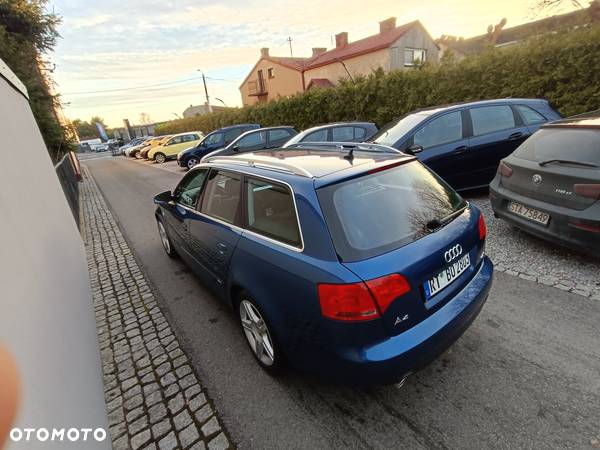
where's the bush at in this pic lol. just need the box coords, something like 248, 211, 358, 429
156, 24, 600, 136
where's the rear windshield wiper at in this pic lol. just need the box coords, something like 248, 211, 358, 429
426, 205, 468, 231
538, 159, 599, 168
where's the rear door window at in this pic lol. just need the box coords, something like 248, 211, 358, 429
244, 177, 301, 247
413, 111, 463, 149
332, 126, 354, 141
470, 105, 516, 135
354, 127, 367, 140
317, 163, 466, 261
513, 127, 600, 164
200, 170, 242, 224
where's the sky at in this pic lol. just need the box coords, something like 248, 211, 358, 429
47, 0, 579, 128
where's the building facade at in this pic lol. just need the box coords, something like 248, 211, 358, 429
239, 18, 439, 105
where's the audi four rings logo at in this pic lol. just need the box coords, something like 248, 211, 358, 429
444, 244, 463, 262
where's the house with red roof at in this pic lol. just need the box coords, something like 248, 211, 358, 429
239, 17, 439, 106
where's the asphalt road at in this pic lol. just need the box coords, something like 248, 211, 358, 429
82, 154, 600, 450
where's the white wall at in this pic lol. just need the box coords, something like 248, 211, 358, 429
0, 59, 110, 449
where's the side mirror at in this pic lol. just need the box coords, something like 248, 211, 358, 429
153, 190, 173, 204
232, 145, 241, 152
406, 144, 423, 155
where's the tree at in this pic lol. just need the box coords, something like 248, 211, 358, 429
72, 116, 107, 140
535, 0, 583, 10
0, 0, 70, 160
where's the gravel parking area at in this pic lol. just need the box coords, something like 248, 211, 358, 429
82, 166, 232, 450
471, 197, 600, 300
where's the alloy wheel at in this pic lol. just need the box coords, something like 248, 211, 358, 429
157, 220, 171, 254
187, 158, 198, 170
155, 153, 166, 164
239, 300, 275, 367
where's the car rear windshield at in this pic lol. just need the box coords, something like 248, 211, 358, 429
513, 127, 600, 164
317, 162, 467, 262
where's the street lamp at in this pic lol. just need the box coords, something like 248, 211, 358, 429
172, 113, 182, 119
214, 97, 227, 107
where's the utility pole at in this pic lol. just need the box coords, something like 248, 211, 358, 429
197, 69, 212, 113
286, 36, 293, 57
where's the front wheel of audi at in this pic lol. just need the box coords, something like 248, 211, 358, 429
237, 295, 282, 372
156, 218, 177, 258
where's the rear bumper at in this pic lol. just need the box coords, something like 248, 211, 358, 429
489, 179, 600, 256
294, 257, 493, 386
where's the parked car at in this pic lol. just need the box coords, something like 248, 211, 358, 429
119, 136, 148, 154
126, 136, 158, 157
368, 99, 561, 191
153, 146, 493, 385
177, 124, 260, 170
282, 122, 378, 147
490, 111, 600, 256
200, 127, 298, 162
147, 132, 203, 164
139, 135, 173, 159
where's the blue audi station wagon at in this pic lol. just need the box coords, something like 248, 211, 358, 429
154, 146, 493, 385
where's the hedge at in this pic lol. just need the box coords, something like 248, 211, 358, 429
156, 24, 600, 136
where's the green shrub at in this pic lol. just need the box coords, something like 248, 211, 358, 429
156, 24, 600, 136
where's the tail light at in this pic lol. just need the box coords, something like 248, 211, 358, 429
568, 220, 600, 233
574, 184, 600, 199
497, 161, 513, 178
318, 274, 411, 322
478, 214, 487, 240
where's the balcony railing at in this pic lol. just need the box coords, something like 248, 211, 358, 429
248, 79, 267, 96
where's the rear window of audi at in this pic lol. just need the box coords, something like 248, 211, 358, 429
317, 162, 466, 262
513, 128, 600, 164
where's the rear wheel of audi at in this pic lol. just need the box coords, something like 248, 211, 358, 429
157, 218, 177, 258
186, 157, 199, 170
238, 295, 281, 372
154, 152, 166, 164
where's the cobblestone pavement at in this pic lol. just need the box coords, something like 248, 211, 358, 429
471, 197, 600, 300
82, 167, 232, 450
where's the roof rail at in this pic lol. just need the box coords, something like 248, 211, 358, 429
285, 141, 402, 154
204, 156, 313, 177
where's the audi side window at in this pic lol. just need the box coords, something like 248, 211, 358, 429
413, 111, 463, 149
174, 169, 209, 209
200, 170, 242, 224
245, 177, 301, 247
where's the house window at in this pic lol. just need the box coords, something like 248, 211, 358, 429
404, 48, 426, 66
268, 68, 274, 78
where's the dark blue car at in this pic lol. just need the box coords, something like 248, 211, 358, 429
369, 99, 561, 191
154, 145, 493, 385
177, 123, 260, 170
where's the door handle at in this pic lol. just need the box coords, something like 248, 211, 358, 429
453, 145, 468, 155
217, 242, 228, 254
508, 132, 523, 140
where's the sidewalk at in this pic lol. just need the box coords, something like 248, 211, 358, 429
81, 166, 231, 450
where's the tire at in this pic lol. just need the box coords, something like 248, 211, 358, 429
156, 218, 178, 258
154, 152, 166, 164
237, 293, 282, 372
186, 157, 199, 170
133, 150, 141, 159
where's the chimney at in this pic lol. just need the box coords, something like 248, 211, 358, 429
335, 32, 348, 48
312, 47, 327, 56
379, 17, 397, 34
260, 47, 269, 57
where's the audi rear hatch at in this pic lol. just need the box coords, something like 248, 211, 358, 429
317, 161, 487, 337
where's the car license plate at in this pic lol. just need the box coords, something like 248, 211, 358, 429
508, 201, 550, 225
423, 253, 471, 300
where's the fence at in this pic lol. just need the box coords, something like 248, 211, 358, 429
55, 151, 82, 228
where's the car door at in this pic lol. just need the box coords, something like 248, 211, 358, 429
267, 129, 295, 148
466, 104, 530, 187
187, 169, 244, 290
409, 110, 469, 189
162, 169, 209, 257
